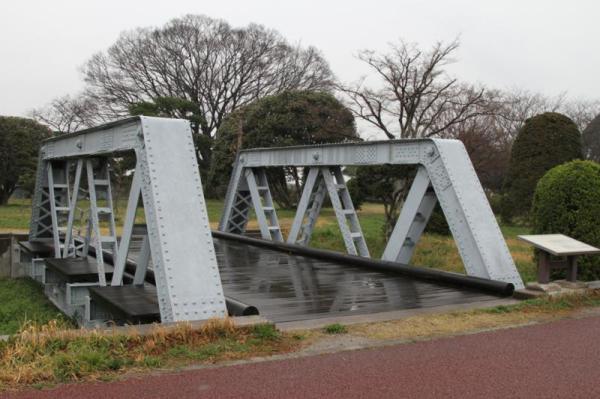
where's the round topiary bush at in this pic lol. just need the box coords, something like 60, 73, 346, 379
501, 112, 582, 222
532, 160, 600, 280
207, 90, 359, 202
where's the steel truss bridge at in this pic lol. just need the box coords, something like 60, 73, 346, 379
19, 117, 521, 326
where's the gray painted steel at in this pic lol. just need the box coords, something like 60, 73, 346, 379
29, 116, 227, 322
383, 165, 437, 264
111, 163, 141, 286
62, 159, 83, 258
84, 158, 116, 286
320, 166, 369, 257
287, 167, 326, 247
219, 139, 524, 289
245, 168, 284, 242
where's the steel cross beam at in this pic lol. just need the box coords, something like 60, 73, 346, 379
219, 139, 524, 289
29, 116, 227, 322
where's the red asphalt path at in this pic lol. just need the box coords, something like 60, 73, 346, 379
6, 315, 600, 399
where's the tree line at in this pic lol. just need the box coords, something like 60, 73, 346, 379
2, 14, 599, 232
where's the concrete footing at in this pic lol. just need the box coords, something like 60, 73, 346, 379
514, 280, 599, 299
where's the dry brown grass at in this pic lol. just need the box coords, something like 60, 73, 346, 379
348, 290, 600, 341
0, 318, 301, 390
350, 310, 554, 341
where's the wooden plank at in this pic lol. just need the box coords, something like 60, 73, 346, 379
98, 236, 504, 325
210, 238, 503, 323
88, 285, 160, 323
44, 258, 114, 283
18, 241, 54, 257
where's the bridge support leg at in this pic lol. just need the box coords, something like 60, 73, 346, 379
246, 168, 283, 242
287, 167, 326, 246
63, 159, 83, 258
220, 159, 252, 235
322, 166, 370, 257
111, 163, 142, 286
133, 235, 151, 285
382, 166, 437, 264
84, 158, 118, 286
47, 161, 70, 257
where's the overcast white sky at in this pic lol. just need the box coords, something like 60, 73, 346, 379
1, 0, 598, 118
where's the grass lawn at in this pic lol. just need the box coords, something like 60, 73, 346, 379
0, 197, 536, 280
0, 278, 72, 335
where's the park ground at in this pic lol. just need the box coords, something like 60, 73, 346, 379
9, 310, 600, 399
1, 292, 600, 393
0, 197, 537, 336
0, 197, 557, 392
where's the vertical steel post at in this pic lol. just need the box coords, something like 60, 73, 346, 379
299, 175, 327, 246
321, 166, 370, 257
46, 162, 62, 257
85, 159, 107, 286
29, 155, 47, 241
63, 159, 83, 258
331, 167, 369, 257
253, 168, 283, 242
219, 154, 248, 233
245, 168, 272, 240
287, 167, 320, 245
111, 165, 142, 286
133, 235, 151, 285
103, 162, 119, 259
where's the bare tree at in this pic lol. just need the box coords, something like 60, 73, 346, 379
442, 103, 513, 192
490, 90, 600, 139
561, 98, 600, 131
339, 39, 488, 140
339, 39, 490, 236
490, 89, 566, 141
582, 113, 600, 162
82, 15, 333, 139
30, 93, 100, 133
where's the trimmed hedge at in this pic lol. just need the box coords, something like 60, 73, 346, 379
532, 160, 600, 280
501, 112, 582, 222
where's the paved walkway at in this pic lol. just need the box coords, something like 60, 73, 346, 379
7, 316, 600, 398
